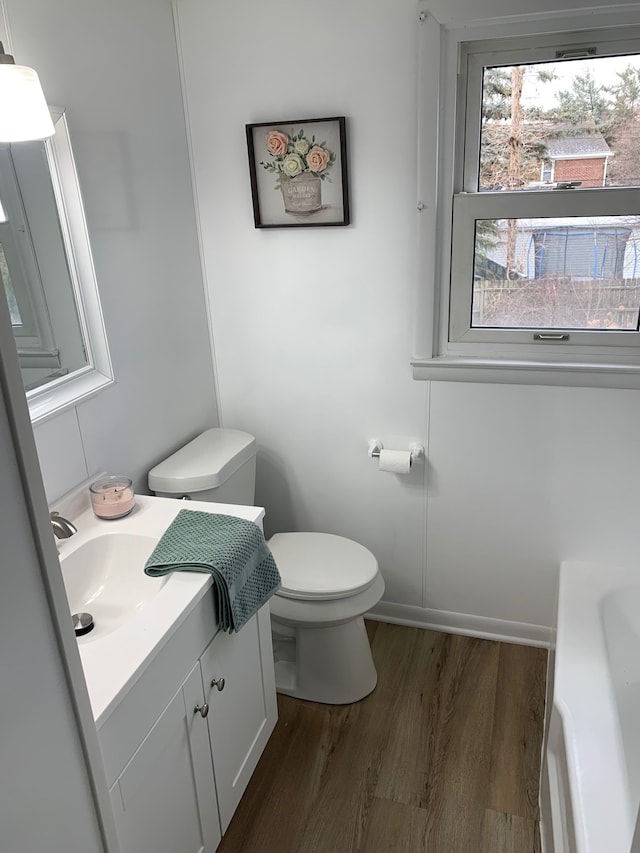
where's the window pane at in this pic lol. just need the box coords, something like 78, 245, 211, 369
480, 55, 640, 191
472, 216, 640, 330
0, 243, 22, 326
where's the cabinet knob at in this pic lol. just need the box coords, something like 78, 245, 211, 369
211, 677, 226, 692
194, 702, 209, 718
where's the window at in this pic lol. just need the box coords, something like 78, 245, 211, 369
0, 147, 59, 362
417, 20, 640, 387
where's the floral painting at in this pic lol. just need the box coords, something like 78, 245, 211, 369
246, 117, 349, 228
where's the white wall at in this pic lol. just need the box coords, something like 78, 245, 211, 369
177, 0, 640, 642
3, 0, 219, 503
176, 0, 429, 610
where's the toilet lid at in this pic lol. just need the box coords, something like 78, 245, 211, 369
268, 532, 379, 601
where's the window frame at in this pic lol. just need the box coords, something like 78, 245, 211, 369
450, 188, 640, 349
413, 15, 640, 387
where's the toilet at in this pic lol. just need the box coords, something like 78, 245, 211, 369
148, 428, 385, 704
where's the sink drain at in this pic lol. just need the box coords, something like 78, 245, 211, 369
72, 612, 94, 637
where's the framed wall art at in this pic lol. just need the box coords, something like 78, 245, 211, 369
246, 116, 350, 228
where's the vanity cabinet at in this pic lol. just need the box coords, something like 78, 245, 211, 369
200, 609, 275, 833
103, 603, 277, 853
109, 661, 221, 853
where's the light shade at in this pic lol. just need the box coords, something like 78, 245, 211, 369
0, 63, 55, 142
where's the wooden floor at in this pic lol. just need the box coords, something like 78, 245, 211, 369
218, 621, 547, 853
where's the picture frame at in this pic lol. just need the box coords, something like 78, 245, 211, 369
246, 116, 350, 228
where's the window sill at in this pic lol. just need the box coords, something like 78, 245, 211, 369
411, 356, 640, 389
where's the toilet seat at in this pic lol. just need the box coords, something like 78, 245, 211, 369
268, 532, 379, 601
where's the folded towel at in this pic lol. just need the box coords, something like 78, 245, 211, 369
144, 509, 281, 633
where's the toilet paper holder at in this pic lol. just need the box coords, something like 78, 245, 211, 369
367, 438, 425, 464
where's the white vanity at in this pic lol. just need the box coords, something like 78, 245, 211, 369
54, 493, 277, 853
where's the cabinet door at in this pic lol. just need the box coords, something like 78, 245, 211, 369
201, 606, 277, 832
109, 662, 221, 853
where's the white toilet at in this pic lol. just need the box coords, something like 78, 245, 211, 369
148, 428, 385, 704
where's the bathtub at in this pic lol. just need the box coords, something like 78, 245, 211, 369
544, 560, 639, 853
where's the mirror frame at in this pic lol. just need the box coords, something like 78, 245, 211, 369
26, 107, 113, 423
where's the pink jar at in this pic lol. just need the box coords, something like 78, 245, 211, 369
90, 476, 135, 519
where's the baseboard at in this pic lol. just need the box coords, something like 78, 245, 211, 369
367, 600, 553, 648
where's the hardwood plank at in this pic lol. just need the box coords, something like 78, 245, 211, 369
373, 627, 446, 807
295, 623, 423, 853
481, 808, 542, 853
374, 631, 500, 814
487, 642, 547, 819
359, 797, 428, 853
420, 635, 500, 851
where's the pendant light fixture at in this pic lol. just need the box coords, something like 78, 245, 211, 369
0, 42, 55, 142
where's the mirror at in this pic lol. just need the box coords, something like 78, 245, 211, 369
0, 107, 112, 423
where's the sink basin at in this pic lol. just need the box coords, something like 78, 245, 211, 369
60, 532, 167, 642
50, 493, 265, 726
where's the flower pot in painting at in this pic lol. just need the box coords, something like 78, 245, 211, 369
280, 173, 322, 214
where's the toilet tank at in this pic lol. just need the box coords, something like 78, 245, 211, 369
148, 428, 257, 506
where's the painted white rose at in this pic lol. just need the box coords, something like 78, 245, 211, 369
294, 138, 310, 155
282, 153, 304, 177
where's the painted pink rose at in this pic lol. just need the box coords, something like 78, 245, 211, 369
265, 130, 289, 157
306, 145, 330, 173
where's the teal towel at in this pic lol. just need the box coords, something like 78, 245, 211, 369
144, 509, 281, 633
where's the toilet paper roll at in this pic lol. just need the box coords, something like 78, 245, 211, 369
379, 449, 411, 474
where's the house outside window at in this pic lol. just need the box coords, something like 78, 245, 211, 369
544, 132, 612, 188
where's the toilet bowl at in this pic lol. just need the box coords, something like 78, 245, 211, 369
148, 428, 385, 705
268, 531, 384, 704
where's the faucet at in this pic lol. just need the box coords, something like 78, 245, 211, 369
50, 511, 77, 540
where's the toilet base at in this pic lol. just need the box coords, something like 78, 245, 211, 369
271, 615, 377, 704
